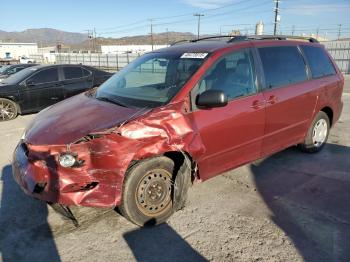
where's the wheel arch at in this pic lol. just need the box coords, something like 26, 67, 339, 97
320, 106, 333, 127
163, 151, 197, 183
0, 96, 22, 114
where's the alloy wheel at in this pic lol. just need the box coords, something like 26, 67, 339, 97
0, 100, 17, 121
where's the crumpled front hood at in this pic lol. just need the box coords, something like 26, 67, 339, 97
24, 93, 147, 145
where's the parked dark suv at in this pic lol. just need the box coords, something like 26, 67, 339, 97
0, 64, 112, 121
12, 35, 343, 226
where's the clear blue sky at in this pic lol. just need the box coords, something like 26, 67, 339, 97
1, 0, 350, 39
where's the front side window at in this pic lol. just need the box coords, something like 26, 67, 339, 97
96, 53, 205, 108
196, 49, 256, 100
29, 68, 58, 84
258, 46, 308, 89
301, 45, 336, 78
63, 66, 84, 80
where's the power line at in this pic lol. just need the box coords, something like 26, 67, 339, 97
95, 0, 257, 32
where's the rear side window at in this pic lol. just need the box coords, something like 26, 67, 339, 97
29, 68, 58, 84
82, 68, 91, 76
63, 66, 83, 80
258, 46, 308, 89
301, 45, 336, 78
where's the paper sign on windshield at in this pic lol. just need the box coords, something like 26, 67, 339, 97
180, 53, 208, 59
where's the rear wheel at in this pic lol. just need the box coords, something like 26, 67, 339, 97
298, 111, 330, 153
0, 98, 18, 121
119, 156, 190, 226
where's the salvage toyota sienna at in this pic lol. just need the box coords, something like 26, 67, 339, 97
12, 35, 344, 226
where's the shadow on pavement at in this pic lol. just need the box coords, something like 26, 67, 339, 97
123, 222, 207, 262
0, 165, 60, 262
251, 144, 350, 262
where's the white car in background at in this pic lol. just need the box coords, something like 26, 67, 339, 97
19, 56, 36, 64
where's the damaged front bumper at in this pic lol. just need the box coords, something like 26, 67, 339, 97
12, 136, 134, 208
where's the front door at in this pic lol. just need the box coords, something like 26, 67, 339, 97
20, 67, 63, 112
191, 49, 265, 180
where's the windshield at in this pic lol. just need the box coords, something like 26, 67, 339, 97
1, 67, 38, 85
95, 52, 206, 108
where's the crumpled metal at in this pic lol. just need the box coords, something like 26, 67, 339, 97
21, 101, 205, 207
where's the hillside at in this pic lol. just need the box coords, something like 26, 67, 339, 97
0, 28, 197, 48
0, 28, 88, 45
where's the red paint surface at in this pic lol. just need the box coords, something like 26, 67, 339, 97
12, 40, 344, 208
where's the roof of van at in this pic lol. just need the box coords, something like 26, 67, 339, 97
153, 35, 320, 55
155, 40, 233, 54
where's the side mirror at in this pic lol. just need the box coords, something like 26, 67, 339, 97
196, 90, 228, 108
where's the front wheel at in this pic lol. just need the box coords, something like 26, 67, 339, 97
298, 111, 330, 153
119, 156, 190, 226
0, 98, 18, 121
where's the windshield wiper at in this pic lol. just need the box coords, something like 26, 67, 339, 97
96, 96, 128, 107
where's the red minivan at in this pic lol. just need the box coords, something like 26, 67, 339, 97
12, 35, 344, 226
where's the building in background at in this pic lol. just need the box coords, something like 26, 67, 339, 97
0, 42, 38, 59
101, 45, 168, 54
255, 21, 264, 35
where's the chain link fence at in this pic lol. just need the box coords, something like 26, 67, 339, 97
322, 40, 350, 74
29, 52, 141, 72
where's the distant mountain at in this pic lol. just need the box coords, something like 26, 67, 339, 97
0, 28, 199, 49
0, 28, 88, 45
73, 31, 198, 50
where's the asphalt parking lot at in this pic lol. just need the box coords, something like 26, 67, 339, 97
0, 76, 350, 262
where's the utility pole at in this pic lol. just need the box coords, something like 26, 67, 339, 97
150, 19, 154, 51
291, 25, 295, 36
93, 28, 97, 53
337, 24, 342, 40
84, 30, 93, 52
273, 0, 280, 35
193, 13, 204, 39
316, 28, 319, 39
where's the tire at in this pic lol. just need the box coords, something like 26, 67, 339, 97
119, 156, 191, 226
298, 111, 330, 153
0, 98, 18, 121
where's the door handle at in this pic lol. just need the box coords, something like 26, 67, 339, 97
250, 100, 265, 109
266, 95, 277, 104
50, 97, 59, 100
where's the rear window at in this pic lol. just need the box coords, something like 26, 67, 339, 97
300, 45, 336, 78
63, 66, 83, 80
258, 46, 308, 89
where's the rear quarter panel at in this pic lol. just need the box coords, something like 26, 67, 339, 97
312, 48, 344, 126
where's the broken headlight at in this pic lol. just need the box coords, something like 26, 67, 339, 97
58, 153, 77, 168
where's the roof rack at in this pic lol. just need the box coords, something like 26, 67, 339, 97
170, 34, 319, 46
228, 35, 319, 43
170, 35, 232, 46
